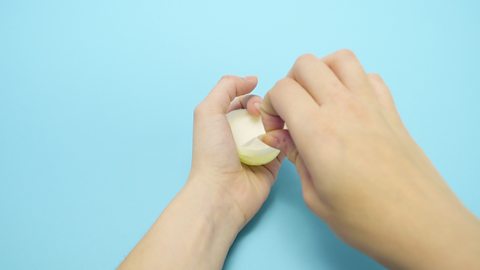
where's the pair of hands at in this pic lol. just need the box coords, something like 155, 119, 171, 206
189, 50, 480, 269
119, 50, 480, 270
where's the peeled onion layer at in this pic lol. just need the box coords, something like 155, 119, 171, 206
226, 109, 280, 166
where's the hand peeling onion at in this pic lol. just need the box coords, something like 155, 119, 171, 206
226, 109, 280, 166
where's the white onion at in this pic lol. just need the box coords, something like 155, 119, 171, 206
226, 109, 280, 166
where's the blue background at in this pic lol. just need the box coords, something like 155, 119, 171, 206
1, 0, 479, 269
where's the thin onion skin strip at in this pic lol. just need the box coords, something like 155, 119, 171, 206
239, 153, 280, 166
239, 147, 280, 166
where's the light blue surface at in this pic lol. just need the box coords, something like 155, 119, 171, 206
1, 0, 479, 269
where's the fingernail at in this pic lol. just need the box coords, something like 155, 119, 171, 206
254, 102, 261, 111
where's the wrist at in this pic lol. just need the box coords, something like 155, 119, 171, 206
185, 176, 246, 236
370, 203, 480, 269
119, 176, 246, 270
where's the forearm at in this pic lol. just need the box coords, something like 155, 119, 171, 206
400, 208, 480, 270
118, 179, 243, 270
360, 193, 480, 270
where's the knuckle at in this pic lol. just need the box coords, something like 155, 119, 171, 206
335, 49, 357, 60
294, 53, 317, 70
313, 118, 338, 143
219, 75, 237, 84
220, 75, 235, 80
270, 78, 295, 97
193, 103, 207, 117
296, 53, 317, 64
267, 78, 293, 106
343, 95, 360, 110
329, 86, 350, 101
369, 73, 384, 83
275, 77, 295, 89
344, 97, 369, 119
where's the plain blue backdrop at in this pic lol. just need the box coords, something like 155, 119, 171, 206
1, 0, 479, 269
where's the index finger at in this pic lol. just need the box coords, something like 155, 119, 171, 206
261, 77, 319, 132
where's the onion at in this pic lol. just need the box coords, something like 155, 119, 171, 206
226, 109, 280, 166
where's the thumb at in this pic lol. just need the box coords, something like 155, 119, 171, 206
263, 129, 300, 164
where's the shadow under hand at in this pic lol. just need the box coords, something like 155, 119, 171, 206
225, 163, 385, 270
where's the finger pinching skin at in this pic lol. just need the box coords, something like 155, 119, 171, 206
226, 109, 280, 166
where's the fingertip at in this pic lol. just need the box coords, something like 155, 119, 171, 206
262, 129, 299, 164
249, 102, 261, 116
242, 76, 258, 91
262, 133, 280, 149
246, 96, 262, 116
262, 129, 290, 150
244, 76, 259, 92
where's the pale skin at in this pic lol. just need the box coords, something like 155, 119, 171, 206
118, 50, 480, 270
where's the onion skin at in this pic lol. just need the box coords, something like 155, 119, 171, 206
227, 109, 280, 166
